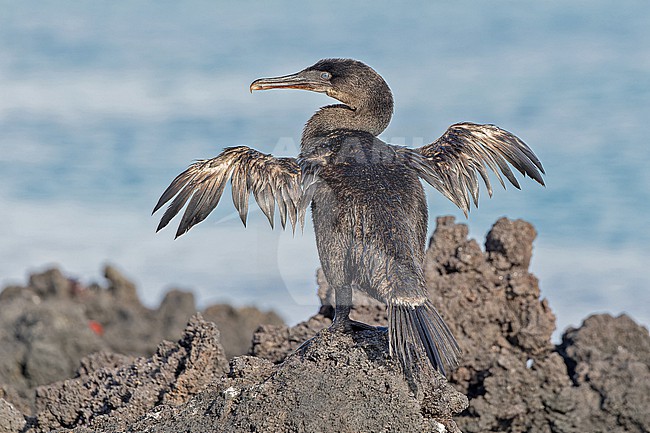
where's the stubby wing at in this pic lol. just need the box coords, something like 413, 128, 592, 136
412, 122, 545, 214
153, 146, 303, 238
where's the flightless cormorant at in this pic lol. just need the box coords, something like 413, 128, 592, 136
153, 59, 545, 376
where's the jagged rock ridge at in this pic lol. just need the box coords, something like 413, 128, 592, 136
0, 217, 647, 433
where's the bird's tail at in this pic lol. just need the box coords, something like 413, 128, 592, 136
388, 300, 461, 377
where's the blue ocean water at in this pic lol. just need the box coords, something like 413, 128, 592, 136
1, 1, 648, 338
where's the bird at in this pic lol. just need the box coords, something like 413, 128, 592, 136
152, 58, 545, 377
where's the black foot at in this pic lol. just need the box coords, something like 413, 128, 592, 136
294, 320, 383, 354
329, 318, 377, 333
295, 335, 316, 352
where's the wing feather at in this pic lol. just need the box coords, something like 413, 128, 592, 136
156, 183, 196, 233
177, 169, 230, 237
230, 167, 250, 226
153, 146, 306, 237
413, 122, 545, 214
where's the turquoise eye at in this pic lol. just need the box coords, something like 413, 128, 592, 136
320, 71, 331, 80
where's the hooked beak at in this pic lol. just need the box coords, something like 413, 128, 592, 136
250, 71, 330, 94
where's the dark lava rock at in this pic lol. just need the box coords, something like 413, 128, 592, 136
2, 216, 649, 433
110, 326, 466, 433
423, 216, 562, 432
557, 314, 650, 432
251, 313, 332, 363
252, 216, 650, 433
0, 398, 25, 433
20, 315, 467, 433
28, 313, 228, 433
424, 216, 650, 433
75, 351, 135, 377
0, 298, 107, 414
0, 265, 285, 414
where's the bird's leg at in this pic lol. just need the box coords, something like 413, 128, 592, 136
330, 285, 375, 333
294, 285, 377, 354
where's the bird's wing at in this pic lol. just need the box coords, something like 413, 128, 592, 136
409, 122, 545, 214
153, 146, 303, 238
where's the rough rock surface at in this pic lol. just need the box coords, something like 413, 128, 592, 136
0, 265, 284, 414
26, 313, 228, 432
16, 315, 467, 433
557, 314, 650, 432
424, 217, 561, 432
1, 216, 648, 433
251, 313, 332, 363
0, 398, 25, 433
252, 216, 650, 433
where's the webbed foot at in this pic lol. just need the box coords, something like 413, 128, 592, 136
329, 318, 378, 333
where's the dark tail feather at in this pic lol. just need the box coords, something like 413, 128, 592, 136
388, 301, 461, 377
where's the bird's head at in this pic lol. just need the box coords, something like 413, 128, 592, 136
250, 58, 392, 115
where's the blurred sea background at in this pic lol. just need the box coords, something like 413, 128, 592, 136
1, 1, 648, 340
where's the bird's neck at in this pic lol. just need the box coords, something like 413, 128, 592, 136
301, 97, 393, 154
